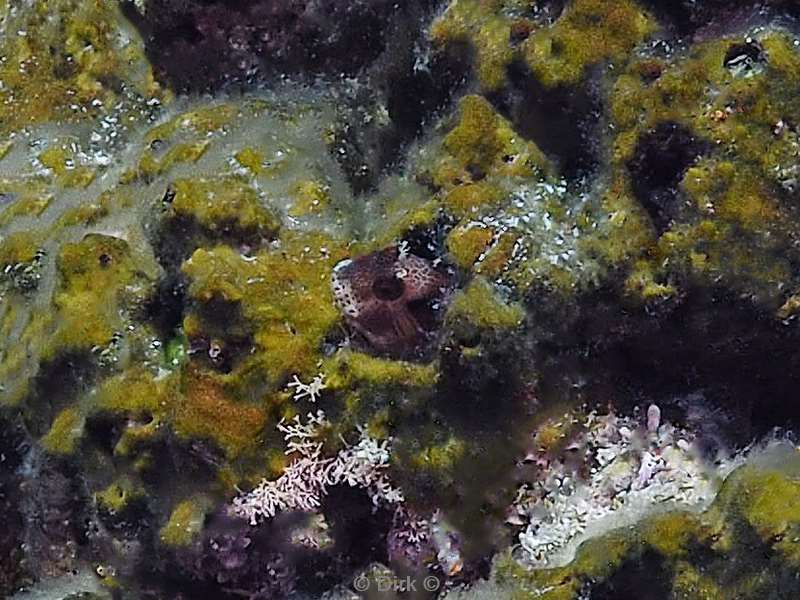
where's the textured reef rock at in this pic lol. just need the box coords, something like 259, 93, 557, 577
125, 0, 436, 90
4, 0, 800, 599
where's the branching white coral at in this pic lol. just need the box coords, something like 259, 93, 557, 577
513, 408, 741, 567
287, 374, 327, 403
232, 411, 403, 525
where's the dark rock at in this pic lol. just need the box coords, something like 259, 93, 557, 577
627, 121, 709, 234
125, 0, 436, 92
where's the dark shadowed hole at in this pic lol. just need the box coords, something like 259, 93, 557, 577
323, 485, 391, 569
0, 416, 27, 596
725, 40, 764, 66
407, 298, 439, 331
144, 272, 186, 342
627, 121, 709, 234
84, 414, 123, 455
589, 549, 673, 600
490, 58, 601, 178
25, 353, 95, 437
402, 214, 456, 261
540, 284, 800, 444
637, 0, 800, 38
724, 39, 766, 73
379, 42, 472, 174
372, 275, 405, 301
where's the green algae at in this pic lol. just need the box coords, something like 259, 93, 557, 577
95, 367, 172, 417
320, 350, 440, 443
39, 145, 96, 188
0, 0, 164, 134
41, 405, 84, 455
234, 147, 267, 175
0, 92, 370, 533
523, 0, 655, 88
49, 234, 154, 356
0, 193, 53, 226
54, 191, 115, 228
323, 350, 439, 390
288, 179, 332, 217
159, 497, 212, 548
432, 5, 800, 310
4, 4, 800, 593
168, 176, 280, 241
410, 436, 467, 471
575, 30, 800, 307
0, 230, 43, 266
182, 232, 348, 389
446, 223, 495, 269
718, 465, 800, 567
144, 104, 239, 144
129, 141, 211, 181
95, 478, 145, 514
447, 277, 525, 330
430, 0, 517, 92
671, 562, 725, 600
432, 0, 655, 92
438, 94, 550, 190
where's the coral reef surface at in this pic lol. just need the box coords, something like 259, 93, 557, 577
3, 1, 800, 599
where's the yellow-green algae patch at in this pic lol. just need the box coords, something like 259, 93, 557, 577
0, 230, 43, 266
446, 223, 495, 269
41, 406, 85, 455
409, 20, 800, 308
0, 0, 165, 134
53, 190, 116, 229
130, 141, 211, 181
720, 465, 800, 566
38, 145, 97, 188
182, 232, 348, 388
48, 233, 155, 357
414, 93, 600, 295
95, 367, 174, 417
1, 231, 155, 404
523, 0, 655, 88
431, 0, 655, 92
323, 350, 439, 391
159, 496, 213, 547
430, 0, 517, 92
288, 180, 332, 217
95, 365, 272, 466
438, 94, 550, 191
319, 350, 439, 442
447, 277, 525, 330
96, 477, 145, 514
410, 436, 467, 471
143, 104, 239, 144
168, 176, 280, 240
596, 31, 800, 308
234, 147, 267, 175
0, 193, 53, 226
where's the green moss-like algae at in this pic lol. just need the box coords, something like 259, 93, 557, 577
159, 496, 212, 548
49, 234, 153, 356
431, 0, 655, 91
182, 232, 348, 388
0, 0, 164, 134
523, 0, 655, 88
